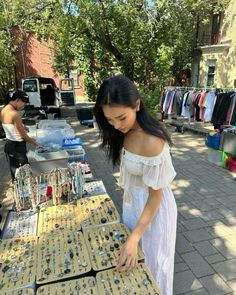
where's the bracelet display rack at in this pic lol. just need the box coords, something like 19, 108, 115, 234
77, 194, 120, 229
96, 263, 161, 295
3, 288, 34, 295
36, 276, 99, 295
83, 180, 107, 197
0, 237, 37, 293
2, 211, 38, 239
36, 230, 91, 284
83, 223, 144, 271
37, 204, 82, 237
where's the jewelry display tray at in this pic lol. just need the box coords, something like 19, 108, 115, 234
36, 276, 99, 295
0, 237, 37, 292
77, 194, 120, 229
2, 210, 38, 239
83, 223, 145, 271
83, 180, 107, 197
36, 230, 91, 284
96, 263, 161, 295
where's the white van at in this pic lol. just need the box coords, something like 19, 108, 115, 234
22, 77, 75, 107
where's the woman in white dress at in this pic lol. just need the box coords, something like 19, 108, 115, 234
94, 76, 177, 295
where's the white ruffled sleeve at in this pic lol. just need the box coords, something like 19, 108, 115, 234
142, 149, 176, 190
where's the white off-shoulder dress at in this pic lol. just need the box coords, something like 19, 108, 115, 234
119, 142, 177, 295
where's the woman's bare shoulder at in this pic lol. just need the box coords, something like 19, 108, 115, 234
140, 133, 165, 157
124, 130, 165, 157
1, 106, 18, 121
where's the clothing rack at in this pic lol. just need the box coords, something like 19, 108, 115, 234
164, 86, 236, 92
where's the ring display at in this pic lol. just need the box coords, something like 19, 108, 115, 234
36, 230, 91, 284
83, 223, 144, 271
37, 204, 82, 237
96, 263, 161, 295
36, 276, 99, 294
77, 194, 120, 229
0, 237, 37, 292
2, 211, 38, 239
3, 288, 34, 295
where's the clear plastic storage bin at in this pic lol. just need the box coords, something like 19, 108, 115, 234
207, 147, 222, 166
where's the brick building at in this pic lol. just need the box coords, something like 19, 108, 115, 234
11, 26, 84, 99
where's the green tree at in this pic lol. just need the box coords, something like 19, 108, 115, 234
0, 0, 230, 106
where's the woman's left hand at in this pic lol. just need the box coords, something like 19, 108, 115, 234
115, 236, 138, 272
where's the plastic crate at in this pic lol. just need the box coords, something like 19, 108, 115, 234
68, 154, 87, 163
221, 151, 236, 168
38, 119, 68, 129
226, 157, 236, 172
29, 150, 68, 175
207, 147, 222, 166
66, 146, 85, 156
62, 137, 83, 147
206, 133, 221, 150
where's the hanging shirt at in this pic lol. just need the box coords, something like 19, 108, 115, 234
203, 91, 217, 122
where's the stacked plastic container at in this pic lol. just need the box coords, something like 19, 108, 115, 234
219, 129, 236, 172
206, 131, 236, 171
205, 132, 222, 166
62, 138, 86, 162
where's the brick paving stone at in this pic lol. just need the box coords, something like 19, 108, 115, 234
179, 207, 202, 220
174, 262, 189, 273
199, 274, 232, 295
193, 241, 219, 256
227, 280, 236, 291
201, 211, 225, 221
175, 252, 183, 263
212, 259, 236, 281
190, 200, 214, 212
182, 218, 208, 230
181, 251, 215, 278
205, 223, 236, 238
205, 253, 226, 264
177, 222, 187, 233
183, 228, 213, 243
176, 233, 194, 254
206, 219, 226, 227
210, 238, 236, 259
173, 270, 203, 294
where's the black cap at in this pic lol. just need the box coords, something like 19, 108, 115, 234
7, 90, 29, 103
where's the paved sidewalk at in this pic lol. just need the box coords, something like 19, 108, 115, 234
0, 120, 236, 294
73, 121, 236, 295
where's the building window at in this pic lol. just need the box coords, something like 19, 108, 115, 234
211, 13, 221, 45
207, 60, 216, 87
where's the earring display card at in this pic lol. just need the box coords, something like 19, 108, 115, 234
83, 223, 144, 271
37, 204, 82, 237
2, 211, 38, 239
96, 263, 161, 295
3, 288, 34, 295
36, 276, 99, 294
83, 180, 107, 197
0, 237, 37, 292
36, 230, 91, 284
77, 194, 120, 229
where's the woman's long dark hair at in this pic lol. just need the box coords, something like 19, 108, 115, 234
94, 76, 172, 165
